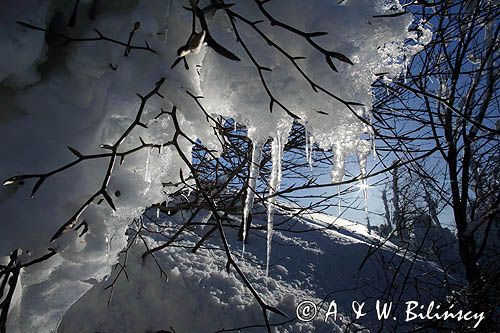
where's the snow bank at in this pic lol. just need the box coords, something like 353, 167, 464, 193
0, 0, 49, 87
58, 207, 445, 332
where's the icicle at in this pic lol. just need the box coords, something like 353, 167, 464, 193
266, 132, 284, 276
337, 185, 341, 216
144, 147, 152, 183
242, 140, 263, 255
307, 134, 314, 170
331, 143, 345, 183
372, 137, 378, 160
357, 140, 371, 233
362, 179, 370, 234
197, 211, 213, 231
305, 128, 310, 167
201, 211, 213, 225
304, 129, 313, 170
105, 232, 110, 259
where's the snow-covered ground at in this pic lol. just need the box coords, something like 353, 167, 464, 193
57, 205, 446, 333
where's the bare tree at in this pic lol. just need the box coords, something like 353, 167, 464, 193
372, 0, 500, 330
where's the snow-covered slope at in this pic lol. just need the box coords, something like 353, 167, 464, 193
57, 206, 446, 333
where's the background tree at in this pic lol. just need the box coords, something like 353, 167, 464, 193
372, 0, 499, 329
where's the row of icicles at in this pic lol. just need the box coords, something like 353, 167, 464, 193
240, 129, 374, 277
142, 126, 374, 277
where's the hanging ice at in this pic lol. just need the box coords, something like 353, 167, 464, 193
337, 186, 341, 216
242, 140, 263, 254
332, 137, 373, 222
371, 135, 378, 160
357, 140, 371, 179
305, 128, 313, 171
266, 131, 286, 276
357, 140, 372, 233
305, 129, 309, 167
331, 143, 346, 183
144, 147, 152, 183
105, 233, 110, 259
361, 182, 370, 233
199, 211, 213, 231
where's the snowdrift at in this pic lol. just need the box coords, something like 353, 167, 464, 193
57, 206, 447, 333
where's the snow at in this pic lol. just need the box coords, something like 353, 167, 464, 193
56, 205, 447, 333
0, 0, 49, 87
0, 0, 429, 331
